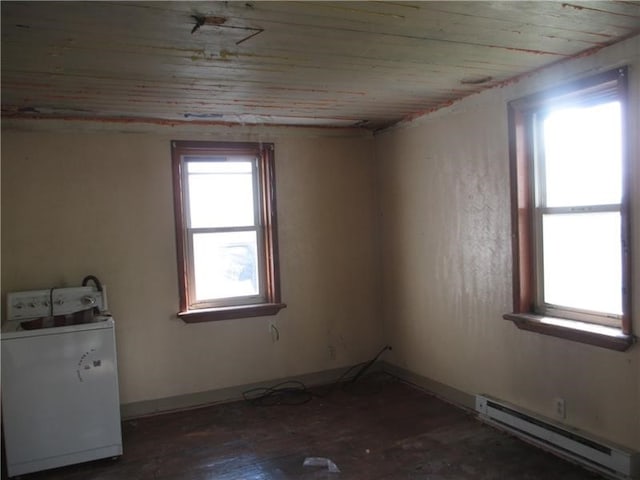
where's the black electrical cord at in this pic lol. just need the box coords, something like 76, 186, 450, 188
81, 275, 103, 292
341, 369, 395, 396
242, 380, 316, 406
348, 345, 391, 384
242, 345, 393, 406
49, 287, 54, 318
316, 345, 393, 396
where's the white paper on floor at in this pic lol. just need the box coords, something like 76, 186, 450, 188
303, 457, 341, 473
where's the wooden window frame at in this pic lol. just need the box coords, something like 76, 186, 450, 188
504, 67, 635, 351
171, 141, 286, 323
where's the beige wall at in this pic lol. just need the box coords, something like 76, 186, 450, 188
1, 125, 383, 405
376, 35, 640, 450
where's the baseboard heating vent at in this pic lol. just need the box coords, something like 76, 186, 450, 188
476, 395, 639, 480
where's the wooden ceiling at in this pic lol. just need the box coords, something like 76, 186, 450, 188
2, 1, 639, 131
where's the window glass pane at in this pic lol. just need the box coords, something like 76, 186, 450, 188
192, 231, 260, 301
543, 102, 621, 207
187, 160, 254, 228
542, 212, 621, 315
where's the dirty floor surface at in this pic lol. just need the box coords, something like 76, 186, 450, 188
4, 376, 603, 479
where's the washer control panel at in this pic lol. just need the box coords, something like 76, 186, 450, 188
7, 287, 107, 321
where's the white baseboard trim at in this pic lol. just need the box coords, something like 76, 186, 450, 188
380, 361, 475, 411
121, 366, 348, 419
121, 361, 473, 420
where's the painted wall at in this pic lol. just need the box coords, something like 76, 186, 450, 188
376, 35, 640, 450
1, 124, 383, 406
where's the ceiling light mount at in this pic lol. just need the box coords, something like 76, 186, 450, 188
191, 15, 227, 34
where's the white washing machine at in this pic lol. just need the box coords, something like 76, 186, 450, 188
1, 285, 123, 477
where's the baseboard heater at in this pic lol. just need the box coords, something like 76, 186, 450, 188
475, 394, 639, 480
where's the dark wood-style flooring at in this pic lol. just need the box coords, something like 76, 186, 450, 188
5, 375, 603, 479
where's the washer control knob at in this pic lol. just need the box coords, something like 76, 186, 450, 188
82, 296, 96, 306
28, 302, 37, 308
55, 298, 64, 306
14, 302, 24, 310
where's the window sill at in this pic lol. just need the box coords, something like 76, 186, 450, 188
179, 303, 287, 323
503, 313, 635, 351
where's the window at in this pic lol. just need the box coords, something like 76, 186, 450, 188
171, 141, 285, 322
504, 67, 634, 350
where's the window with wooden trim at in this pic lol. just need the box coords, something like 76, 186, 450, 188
171, 141, 285, 323
504, 67, 634, 351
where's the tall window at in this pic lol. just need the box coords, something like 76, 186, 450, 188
505, 68, 633, 350
172, 141, 285, 322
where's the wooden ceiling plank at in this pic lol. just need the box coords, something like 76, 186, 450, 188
222, 1, 640, 43
3, 2, 630, 60
2, 31, 556, 80
3, 1, 639, 129
1, 77, 486, 112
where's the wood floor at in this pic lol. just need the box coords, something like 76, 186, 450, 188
4, 375, 603, 479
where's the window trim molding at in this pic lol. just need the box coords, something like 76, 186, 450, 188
504, 67, 635, 350
503, 313, 633, 351
171, 140, 286, 322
